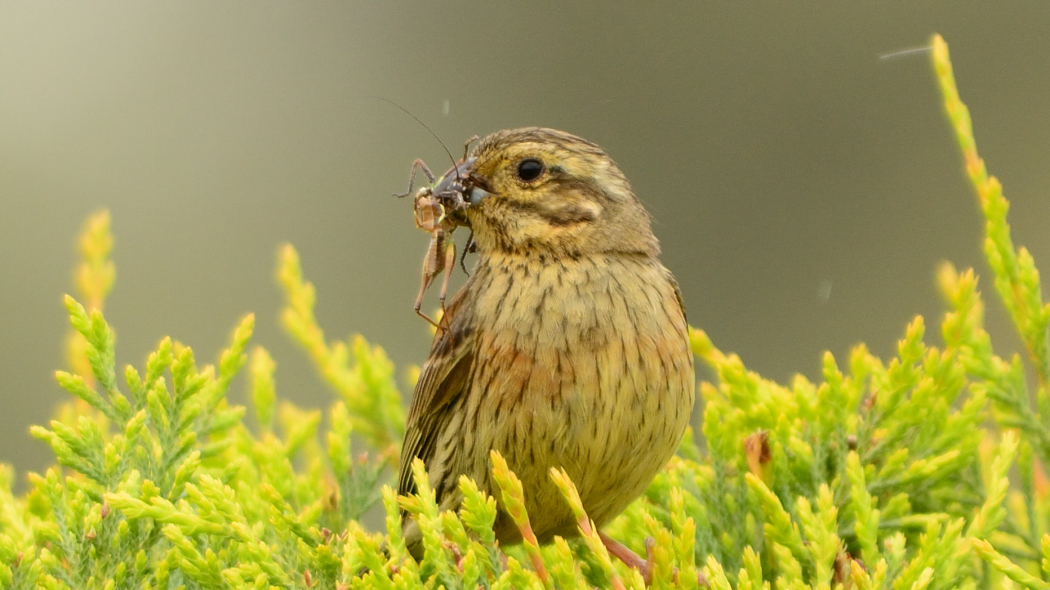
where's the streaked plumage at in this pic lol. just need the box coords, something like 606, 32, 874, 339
399, 128, 694, 556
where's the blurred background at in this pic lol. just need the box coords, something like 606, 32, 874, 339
1, 3, 1048, 481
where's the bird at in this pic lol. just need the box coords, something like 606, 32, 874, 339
398, 127, 695, 575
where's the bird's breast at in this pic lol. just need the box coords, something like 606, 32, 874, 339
459, 252, 694, 534
466, 252, 691, 421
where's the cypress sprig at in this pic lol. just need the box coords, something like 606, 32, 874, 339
277, 244, 405, 460
489, 450, 550, 586
6, 32, 1050, 589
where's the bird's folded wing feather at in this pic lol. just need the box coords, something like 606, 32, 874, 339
397, 301, 475, 501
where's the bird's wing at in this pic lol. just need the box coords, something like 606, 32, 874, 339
667, 268, 688, 323
397, 294, 476, 501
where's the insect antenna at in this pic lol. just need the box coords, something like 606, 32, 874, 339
369, 96, 461, 181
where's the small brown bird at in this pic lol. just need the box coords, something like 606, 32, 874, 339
399, 128, 695, 573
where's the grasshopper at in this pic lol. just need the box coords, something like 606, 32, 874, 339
411, 184, 458, 330
397, 150, 479, 332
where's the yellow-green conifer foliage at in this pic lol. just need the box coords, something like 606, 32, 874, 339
3, 35, 1049, 589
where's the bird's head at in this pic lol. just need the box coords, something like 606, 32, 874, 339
440, 128, 659, 259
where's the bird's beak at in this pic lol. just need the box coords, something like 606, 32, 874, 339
467, 186, 492, 205
433, 157, 492, 206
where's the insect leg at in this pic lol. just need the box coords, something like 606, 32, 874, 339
458, 231, 475, 276
460, 135, 480, 162
437, 236, 457, 334
394, 159, 437, 199
413, 195, 444, 231
413, 230, 445, 330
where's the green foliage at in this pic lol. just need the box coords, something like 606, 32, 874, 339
2, 33, 1049, 589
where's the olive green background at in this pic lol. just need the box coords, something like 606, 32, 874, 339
2, 3, 1048, 481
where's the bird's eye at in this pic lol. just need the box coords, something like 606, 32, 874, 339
516, 158, 544, 182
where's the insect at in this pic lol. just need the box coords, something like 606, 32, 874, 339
409, 177, 458, 331
380, 94, 489, 330
396, 137, 484, 331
